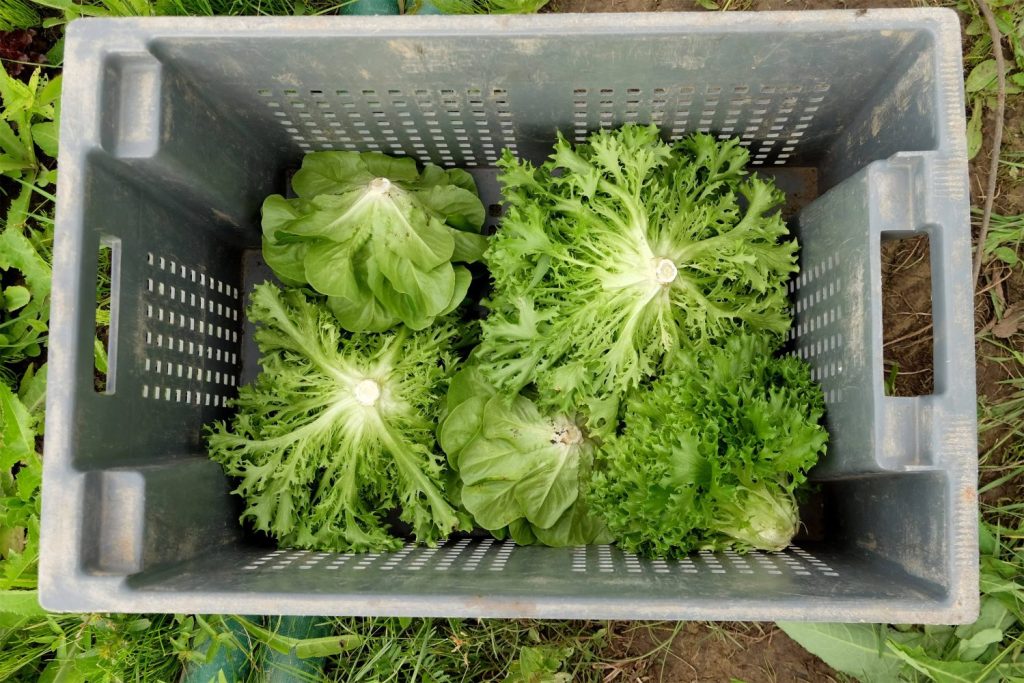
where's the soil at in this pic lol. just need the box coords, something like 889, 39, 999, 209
600, 622, 845, 682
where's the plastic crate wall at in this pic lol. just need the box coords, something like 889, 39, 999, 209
42, 11, 977, 622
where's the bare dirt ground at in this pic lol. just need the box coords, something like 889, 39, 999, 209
600, 622, 846, 682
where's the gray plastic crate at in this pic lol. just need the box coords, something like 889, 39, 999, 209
41, 10, 978, 622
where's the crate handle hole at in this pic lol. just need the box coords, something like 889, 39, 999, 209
881, 232, 933, 396
94, 237, 121, 394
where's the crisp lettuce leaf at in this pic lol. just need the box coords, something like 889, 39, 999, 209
261, 151, 487, 332
478, 126, 798, 426
590, 332, 827, 556
207, 283, 463, 552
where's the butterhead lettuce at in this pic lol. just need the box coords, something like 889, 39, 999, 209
438, 364, 610, 546
262, 151, 488, 332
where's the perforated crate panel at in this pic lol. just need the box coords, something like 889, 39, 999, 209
237, 542, 840, 578
253, 83, 826, 168
786, 255, 847, 407
140, 252, 242, 408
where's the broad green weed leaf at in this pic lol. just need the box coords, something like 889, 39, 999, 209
0, 381, 35, 467
888, 640, 991, 683
0, 589, 46, 617
993, 246, 1019, 266
32, 122, 59, 158
776, 623, 909, 681
966, 60, 998, 94
955, 594, 1018, 662
956, 628, 1005, 661
3, 285, 30, 312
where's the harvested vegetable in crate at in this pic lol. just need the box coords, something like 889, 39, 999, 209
206, 283, 467, 553
438, 364, 611, 547
591, 333, 827, 556
477, 124, 799, 430
211, 130, 826, 557
261, 151, 488, 333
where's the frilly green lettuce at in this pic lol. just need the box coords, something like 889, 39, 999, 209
478, 126, 798, 429
207, 283, 465, 552
590, 332, 827, 556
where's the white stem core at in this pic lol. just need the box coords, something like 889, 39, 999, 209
555, 423, 584, 446
654, 257, 678, 285
368, 177, 392, 194
354, 379, 381, 406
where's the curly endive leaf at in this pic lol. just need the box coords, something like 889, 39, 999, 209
207, 283, 463, 552
591, 332, 827, 556
478, 126, 797, 424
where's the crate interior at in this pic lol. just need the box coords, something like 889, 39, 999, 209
62, 16, 971, 618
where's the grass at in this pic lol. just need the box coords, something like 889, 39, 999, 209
0, 612, 184, 682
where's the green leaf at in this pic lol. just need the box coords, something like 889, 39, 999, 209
32, 122, 59, 159
37, 75, 61, 109
967, 99, 984, 161
0, 155, 32, 174
414, 185, 486, 231
3, 285, 30, 312
992, 246, 1019, 266
449, 228, 489, 263
0, 589, 45, 617
261, 237, 308, 287
0, 69, 35, 121
0, 380, 36, 468
371, 257, 456, 326
438, 394, 488, 461
956, 628, 1004, 661
327, 293, 399, 333
303, 241, 364, 300
992, 8, 1015, 36
18, 363, 47, 426
0, 121, 30, 167
964, 16, 986, 35
776, 623, 909, 681
126, 618, 152, 633
888, 640, 991, 683
93, 338, 108, 375
966, 60, 999, 93
264, 151, 485, 332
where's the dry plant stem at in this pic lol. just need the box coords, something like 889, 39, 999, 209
977, 267, 1013, 296
972, 0, 1007, 290
883, 323, 934, 348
